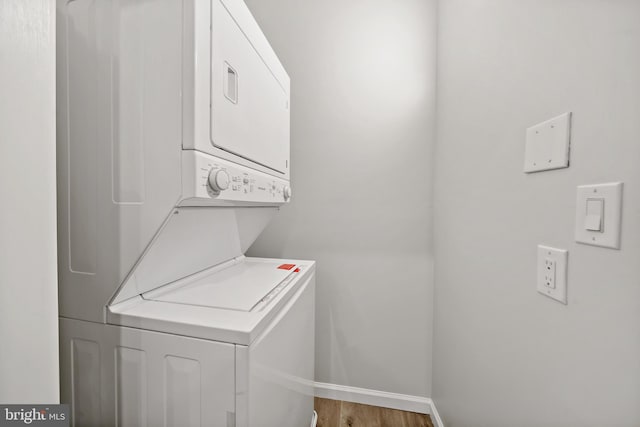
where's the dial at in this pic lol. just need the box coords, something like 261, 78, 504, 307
283, 186, 292, 200
208, 168, 230, 192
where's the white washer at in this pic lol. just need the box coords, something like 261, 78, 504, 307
61, 257, 315, 427
56, 0, 315, 425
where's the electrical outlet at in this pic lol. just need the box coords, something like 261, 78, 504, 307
543, 258, 556, 289
537, 245, 568, 304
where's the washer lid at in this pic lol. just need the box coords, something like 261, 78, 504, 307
143, 258, 297, 312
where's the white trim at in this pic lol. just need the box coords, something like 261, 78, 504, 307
429, 399, 445, 427
313, 382, 444, 427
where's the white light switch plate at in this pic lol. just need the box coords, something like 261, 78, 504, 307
575, 182, 623, 249
537, 245, 568, 304
523, 112, 571, 173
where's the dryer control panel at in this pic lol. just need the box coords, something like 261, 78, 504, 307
181, 150, 291, 206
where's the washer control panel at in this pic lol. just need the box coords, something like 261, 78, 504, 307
182, 150, 290, 205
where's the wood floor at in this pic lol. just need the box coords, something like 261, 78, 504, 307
315, 397, 434, 427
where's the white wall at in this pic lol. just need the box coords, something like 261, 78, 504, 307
0, 0, 59, 403
244, 0, 437, 397
433, 1, 640, 426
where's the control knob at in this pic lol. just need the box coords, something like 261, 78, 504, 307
283, 186, 292, 201
208, 169, 230, 192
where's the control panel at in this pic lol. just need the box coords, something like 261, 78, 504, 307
181, 150, 291, 205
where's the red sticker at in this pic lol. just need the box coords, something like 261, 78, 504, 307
294, 268, 300, 273
278, 264, 296, 270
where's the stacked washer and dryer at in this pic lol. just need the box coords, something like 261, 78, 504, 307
56, 0, 315, 426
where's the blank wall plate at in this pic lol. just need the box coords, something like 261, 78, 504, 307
537, 245, 568, 304
523, 112, 571, 173
575, 182, 623, 249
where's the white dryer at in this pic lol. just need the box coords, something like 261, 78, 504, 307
56, 0, 315, 426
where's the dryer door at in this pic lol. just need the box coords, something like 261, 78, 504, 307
210, 0, 290, 175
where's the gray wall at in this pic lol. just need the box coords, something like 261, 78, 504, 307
245, 0, 437, 397
0, 0, 59, 403
433, 1, 640, 426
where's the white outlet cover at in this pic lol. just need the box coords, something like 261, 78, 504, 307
523, 112, 572, 173
537, 245, 568, 304
575, 182, 623, 249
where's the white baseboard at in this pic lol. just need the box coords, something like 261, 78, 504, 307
428, 399, 444, 427
313, 382, 444, 427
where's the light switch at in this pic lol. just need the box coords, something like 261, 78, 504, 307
575, 182, 623, 249
584, 198, 603, 231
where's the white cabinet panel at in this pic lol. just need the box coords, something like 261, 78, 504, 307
71, 340, 102, 426
164, 357, 202, 427
60, 318, 235, 427
116, 348, 148, 427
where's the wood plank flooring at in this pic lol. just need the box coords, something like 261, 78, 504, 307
315, 397, 434, 427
